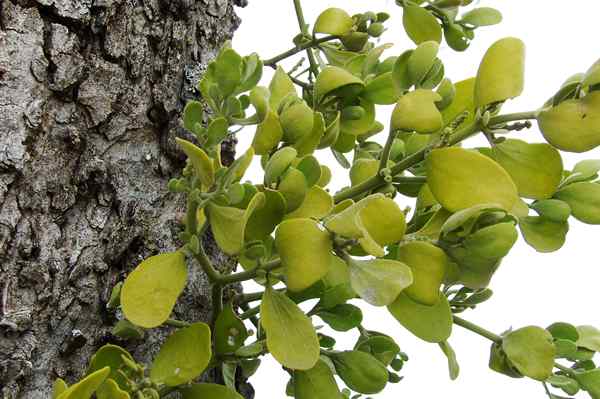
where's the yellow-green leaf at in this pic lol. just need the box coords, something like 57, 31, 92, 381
391, 89, 443, 133
285, 186, 333, 220
519, 216, 568, 253
388, 292, 452, 343
275, 218, 332, 292
349, 159, 378, 187
340, 98, 376, 136
150, 322, 211, 386
362, 72, 399, 105
314, 8, 354, 37
325, 194, 406, 257
294, 359, 344, 399
554, 182, 600, 224
121, 252, 187, 328
402, 4, 442, 45
396, 241, 448, 306
278, 167, 308, 212
208, 192, 266, 255
180, 383, 244, 399
176, 138, 215, 188
87, 344, 134, 399
348, 258, 413, 307
315, 66, 364, 103
100, 380, 129, 399
538, 91, 600, 153
264, 146, 297, 186
491, 139, 563, 199
502, 326, 555, 381
475, 37, 525, 107
260, 286, 320, 370
57, 367, 110, 399
253, 110, 283, 155
426, 147, 518, 212
53, 379, 68, 399
280, 101, 314, 144
269, 66, 297, 110
245, 189, 286, 241
441, 77, 476, 125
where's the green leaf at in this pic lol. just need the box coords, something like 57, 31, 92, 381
554, 182, 600, 224
330, 351, 389, 394
260, 286, 320, 370
475, 37, 525, 107
402, 4, 442, 45
238, 53, 264, 94
275, 218, 332, 292
461, 7, 503, 27
564, 159, 600, 185
245, 189, 286, 241
121, 252, 187, 328
502, 326, 555, 381
408, 41, 440, 86
574, 369, 600, 399
294, 359, 343, 399
547, 375, 580, 396
278, 167, 308, 212
439, 341, 460, 380
87, 344, 134, 398
577, 325, 600, 352
264, 146, 297, 186
280, 101, 315, 145
396, 241, 448, 306
349, 158, 378, 187
57, 367, 110, 399
426, 147, 518, 212
325, 194, 407, 257
99, 380, 129, 399
206, 117, 229, 147
150, 322, 212, 386
180, 383, 244, 399
183, 101, 204, 135
293, 111, 325, 156
314, 8, 354, 37
295, 155, 322, 187
215, 48, 243, 97
215, 303, 248, 355
317, 304, 362, 332
491, 139, 563, 200
391, 89, 443, 133
53, 379, 68, 399
348, 258, 413, 307
285, 186, 333, 220
253, 110, 283, 156
340, 98, 376, 136
441, 77, 476, 125
547, 322, 580, 342
315, 66, 364, 103
519, 216, 568, 253
538, 91, 600, 153
388, 292, 453, 343
392, 50, 415, 93
531, 199, 571, 223
269, 66, 297, 110
355, 334, 400, 366
207, 192, 266, 255
362, 72, 399, 105
176, 138, 215, 188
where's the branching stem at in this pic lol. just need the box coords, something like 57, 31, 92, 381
263, 35, 337, 67
292, 0, 319, 77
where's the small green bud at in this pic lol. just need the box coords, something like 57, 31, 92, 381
112, 320, 145, 340
376, 12, 390, 22
107, 282, 123, 309
342, 105, 366, 121
368, 22, 385, 38
391, 358, 404, 371
388, 371, 402, 383
167, 178, 179, 193
482, 110, 491, 126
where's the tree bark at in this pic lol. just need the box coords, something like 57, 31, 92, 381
0, 0, 244, 397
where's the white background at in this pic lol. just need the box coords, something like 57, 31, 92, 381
231, 1, 600, 397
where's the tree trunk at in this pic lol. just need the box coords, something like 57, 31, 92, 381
0, 0, 245, 397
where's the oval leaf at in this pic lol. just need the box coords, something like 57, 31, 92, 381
502, 326, 555, 381
348, 258, 413, 307
388, 292, 452, 343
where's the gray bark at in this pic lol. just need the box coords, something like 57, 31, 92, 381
0, 0, 244, 397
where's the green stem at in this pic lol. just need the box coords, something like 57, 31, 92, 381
379, 129, 398, 172
554, 362, 576, 377
393, 175, 427, 185
212, 284, 224, 325
263, 35, 337, 67
453, 315, 503, 343
289, 74, 311, 90
240, 306, 261, 320
218, 258, 282, 285
488, 110, 539, 126
165, 318, 191, 328
193, 246, 222, 283
292, 0, 319, 77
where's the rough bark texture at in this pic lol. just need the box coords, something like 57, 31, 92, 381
0, 0, 245, 397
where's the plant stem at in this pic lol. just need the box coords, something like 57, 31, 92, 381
393, 175, 427, 184
263, 35, 337, 67
292, 0, 319, 77
218, 258, 282, 285
240, 305, 261, 320
379, 129, 398, 172
165, 318, 191, 328
193, 246, 222, 283
212, 284, 224, 325
333, 110, 537, 204
453, 315, 503, 343
554, 362, 576, 377
489, 110, 539, 126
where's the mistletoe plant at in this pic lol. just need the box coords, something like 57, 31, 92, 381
52, 1, 600, 398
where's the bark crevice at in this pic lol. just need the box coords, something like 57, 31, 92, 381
0, 0, 245, 397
